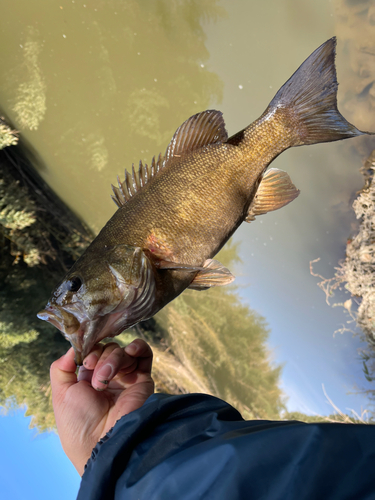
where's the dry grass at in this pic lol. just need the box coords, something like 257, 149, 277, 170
310, 151, 375, 344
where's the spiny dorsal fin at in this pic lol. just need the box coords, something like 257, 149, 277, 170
111, 154, 164, 208
164, 110, 228, 163
111, 110, 228, 208
246, 168, 300, 222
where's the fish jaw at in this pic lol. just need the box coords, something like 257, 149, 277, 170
37, 305, 90, 364
38, 292, 156, 365
37, 305, 133, 365
77, 307, 140, 363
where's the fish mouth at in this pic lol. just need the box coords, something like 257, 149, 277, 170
37, 304, 124, 365
37, 305, 88, 364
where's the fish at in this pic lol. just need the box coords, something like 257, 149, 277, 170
37, 37, 371, 365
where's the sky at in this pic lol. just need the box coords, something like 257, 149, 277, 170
0, 409, 80, 500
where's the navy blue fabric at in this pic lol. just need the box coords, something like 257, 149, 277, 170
77, 393, 375, 500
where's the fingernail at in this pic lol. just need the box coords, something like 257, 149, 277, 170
125, 342, 137, 355
96, 363, 113, 383
83, 352, 99, 368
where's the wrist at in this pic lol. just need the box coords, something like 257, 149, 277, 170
61, 437, 96, 476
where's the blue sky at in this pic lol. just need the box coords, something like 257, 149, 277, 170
0, 409, 80, 500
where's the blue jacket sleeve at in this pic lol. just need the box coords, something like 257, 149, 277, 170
77, 393, 375, 500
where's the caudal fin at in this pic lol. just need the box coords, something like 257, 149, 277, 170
270, 37, 367, 145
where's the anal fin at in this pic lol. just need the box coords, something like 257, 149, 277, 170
246, 168, 300, 222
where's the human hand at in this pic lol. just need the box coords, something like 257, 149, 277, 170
50, 339, 154, 475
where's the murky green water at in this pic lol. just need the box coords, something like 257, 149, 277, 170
1, 0, 375, 496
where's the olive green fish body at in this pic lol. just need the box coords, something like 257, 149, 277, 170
101, 147, 256, 260
93, 111, 294, 265
38, 38, 370, 364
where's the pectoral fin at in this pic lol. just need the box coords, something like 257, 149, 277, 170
152, 257, 235, 290
188, 259, 235, 290
246, 168, 300, 222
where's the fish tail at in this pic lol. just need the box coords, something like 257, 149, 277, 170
269, 37, 368, 145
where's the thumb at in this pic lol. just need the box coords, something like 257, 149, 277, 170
50, 347, 78, 397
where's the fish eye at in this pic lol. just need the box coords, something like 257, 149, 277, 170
68, 276, 82, 293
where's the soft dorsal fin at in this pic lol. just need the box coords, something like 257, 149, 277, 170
165, 110, 228, 163
246, 168, 300, 222
111, 110, 228, 208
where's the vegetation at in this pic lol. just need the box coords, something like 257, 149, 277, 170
12, 27, 46, 131
282, 412, 372, 424
0, 120, 92, 429
155, 248, 284, 420
310, 6, 375, 411
311, 150, 375, 413
0, 118, 18, 150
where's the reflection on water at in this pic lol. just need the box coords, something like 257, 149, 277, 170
12, 27, 46, 131
0, 2, 374, 490
0, 141, 92, 429
335, 0, 375, 133
155, 242, 284, 420
0, 0, 224, 232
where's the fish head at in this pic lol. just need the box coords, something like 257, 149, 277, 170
37, 244, 156, 365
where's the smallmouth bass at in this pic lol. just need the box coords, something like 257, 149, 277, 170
38, 38, 371, 364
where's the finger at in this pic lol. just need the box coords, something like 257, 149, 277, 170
80, 343, 121, 384
77, 365, 93, 384
125, 339, 153, 374
82, 344, 105, 370
50, 347, 77, 397
91, 344, 136, 391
